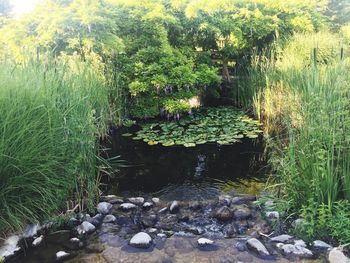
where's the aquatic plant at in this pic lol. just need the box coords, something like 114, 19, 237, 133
250, 32, 350, 243
128, 107, 262, 147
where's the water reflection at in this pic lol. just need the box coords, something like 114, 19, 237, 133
102, 128, 267, 200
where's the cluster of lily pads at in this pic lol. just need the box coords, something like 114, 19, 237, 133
124, 107, 263, 147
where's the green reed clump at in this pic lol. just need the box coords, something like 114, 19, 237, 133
249, 32, 350, 243
0, 57, 111, 233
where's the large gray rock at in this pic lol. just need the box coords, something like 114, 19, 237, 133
271, 234, 293, 243
103, 215, 116, 223
215, 206, 233, 221
247, 238, 270, 256
312, 240, 332, 250
88, 213, 104, 226
128, 197, 145, 206
294, 240, 307, 247
97, 202, 112, 214
277, 243, 313, 258
77, 221, 96, 235
328, 248, 350, 263
0, 235, 21, 259
233, 206, 251, 220
129, 232, 152, 248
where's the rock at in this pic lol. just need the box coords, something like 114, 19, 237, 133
109, 198, 124, 204
169, 201, 179, 213
233, 206, 252, 220
185, 226, 205, 235
119, 203, 137, 211
189, 201, 201, 210
277, 243, 313, 258
312, 240, 332, 250
158, 207, 167, 213
271, 234, 293, 243
142, 214, 158, 228
197, 238, 214, 246
129, 232, 152, 248
97, 202, 112, 215
143, 202, 153, 209
247, 238, 270, 257
103, 215, 116, 223
152, 197, 160, 205
328, 247, 350, 263
234, 241, 246, 252
219, 195, 231, 206
128, 197, 145, 205
157, 233, 167, 238
100, 195, 118, 202
56, 251, 70, 261
156, 215, 178, 230
266, 211, 279, 220
223, 224, 236, 238
0, 235, 21, 259
66, 238, 83, 250
88, 213, 104, 226
32, 235, 44, 247
294, 240, 307, 247
24, 224, 40, 239
148, 228, 158, 233
215, 206, 232, 221
77, 221, 96, 235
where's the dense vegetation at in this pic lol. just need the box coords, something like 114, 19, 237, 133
0, 0, 350, 246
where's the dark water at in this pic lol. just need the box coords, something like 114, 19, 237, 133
102, 127, 267, 200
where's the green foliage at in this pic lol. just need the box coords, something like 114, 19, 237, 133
294, 200, 350, 244
0, 57, 111, 232
0, 0, 332, 119
131, 107, 262, 147
277, 32, 342, 70
248, 31, 350, 244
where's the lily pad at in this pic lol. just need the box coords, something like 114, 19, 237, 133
130, 107, 262, 147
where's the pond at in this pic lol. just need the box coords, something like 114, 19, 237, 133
102, 127, 268, 201
9, 122, 328, 263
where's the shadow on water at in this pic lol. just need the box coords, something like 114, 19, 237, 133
101, 126, 268, 200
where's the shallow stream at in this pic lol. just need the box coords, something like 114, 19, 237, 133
10, 129, 326, 263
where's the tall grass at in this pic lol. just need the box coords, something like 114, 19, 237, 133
0, 57, 111, 233
247, 31, 350, 242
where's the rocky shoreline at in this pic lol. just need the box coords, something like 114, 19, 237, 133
1, 194, 348, 263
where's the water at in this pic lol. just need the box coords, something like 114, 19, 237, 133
103, 127, 267, 200
11, 129, 329, 263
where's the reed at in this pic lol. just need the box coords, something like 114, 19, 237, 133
0, 57, 111, 233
